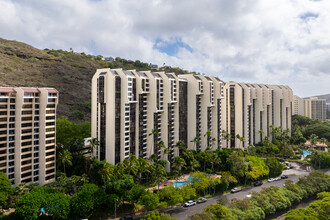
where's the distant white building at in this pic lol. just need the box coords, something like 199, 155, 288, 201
293, 96, 326, 121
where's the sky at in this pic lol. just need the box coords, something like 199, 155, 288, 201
0, 0, 329, 97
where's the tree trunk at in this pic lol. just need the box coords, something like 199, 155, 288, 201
158, 176, 160, 190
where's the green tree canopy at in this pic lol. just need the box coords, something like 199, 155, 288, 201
70, 184, 106, 218
265, 157, 285, 178
15, 187, 70, 220
0, 172, 13, 207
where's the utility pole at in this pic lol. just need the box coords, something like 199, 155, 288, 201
114, 199, 117, 220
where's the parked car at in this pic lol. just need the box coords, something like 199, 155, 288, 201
274, 177, 281, 181
254, 181, 263, 186
197, 198, 207, 203
281, 175, 288, 179
231, 187, 242, 193
184, 200, 196, 207
267, 178, 275, 182
246, 194, 252, 198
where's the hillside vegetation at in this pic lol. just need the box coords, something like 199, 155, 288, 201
0, 37, 196, 122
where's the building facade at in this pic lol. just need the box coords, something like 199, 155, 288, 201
222, 83, 293, 148
304, 97, 326, 121
91, 69, 225, 165
91, 68, 294, 164
0, 87, 58, 186
293, 95, 305, 116
293, 96, 326, 121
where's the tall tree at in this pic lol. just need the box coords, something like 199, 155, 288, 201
227, 151, 249, 182
99, 162, 114, 183
153, 163, 166, 190
136, 157, 151, 184
310, 134, 319, 147
236, 134, 245, 148
191, 136, 201, 151
58, 149, 72, 175
0, 172, 13, 207
172, 156, 186, 179
123, 154, 138, 177
222, 130, 232, 144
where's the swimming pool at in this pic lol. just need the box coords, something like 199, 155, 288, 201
173, 181, 187, 187
302, 150, 311, 157
173, 176, 196, 187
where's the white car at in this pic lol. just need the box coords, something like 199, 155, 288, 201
267, 178, 275, 182
184, 200, 196, 207
274, 177, 281, 181
231, 187, 242, 193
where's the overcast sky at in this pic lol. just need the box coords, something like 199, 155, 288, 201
0, 0, 329, 97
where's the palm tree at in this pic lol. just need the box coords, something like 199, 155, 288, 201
163, 147, 170, 155
172, 156, 186, 180
114, 162, 125, 177
190, 136, 201, 151
191, 159, 200, 172
204, 130, 213, 147
222, 130, 232, 145
149, 154, 158, 164
202, 147, 212, 172
99, 162, 114, 183
158, 140, 170, 158
182, 149, 194, 170
236, 134, 245, 148
136, 158, 151, 184
310, 134, 319, 147
123, 154, 138, 177
58, 149, 72, 175
149, 129, 160, 137
154, 163, 166, 190
209, 153, 221, 172
320, 137, 327, 146
175, 140, 186, 152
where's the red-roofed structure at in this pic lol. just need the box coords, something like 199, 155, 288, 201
0, 87, 16, 93
46, 88, 58, 93
21, 88, 40, 93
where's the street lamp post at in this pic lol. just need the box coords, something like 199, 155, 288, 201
114, 199, 118, 220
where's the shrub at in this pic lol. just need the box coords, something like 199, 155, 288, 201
139, 192, 159, 211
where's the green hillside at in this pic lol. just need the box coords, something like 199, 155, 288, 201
0, 38, 196, 122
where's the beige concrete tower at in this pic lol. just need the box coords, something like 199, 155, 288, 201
304, 97, 326, 121
0, 87, 58, 186
222, 83, 293, 149
92, 69, 182, 165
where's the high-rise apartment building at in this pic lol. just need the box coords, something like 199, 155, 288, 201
91, 68, 294, 164
293, 95, 305, 116
178, 75, 225, 151
91, 69, 225, 165
293, 96, 326, 121
222, 83, 293, 148
0, 87, 58, 186
304, 97, 326, 121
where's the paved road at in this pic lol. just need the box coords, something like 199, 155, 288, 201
166, 164, 329, 220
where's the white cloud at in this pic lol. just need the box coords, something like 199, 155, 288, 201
0, 0, 329, 96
